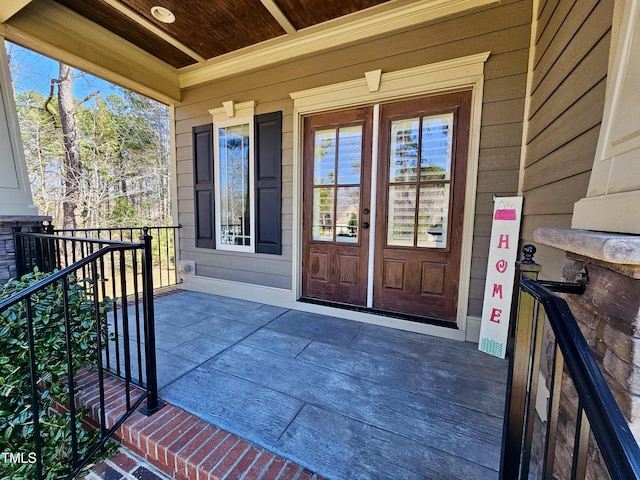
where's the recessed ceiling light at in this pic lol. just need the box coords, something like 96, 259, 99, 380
151, 6, 175, 24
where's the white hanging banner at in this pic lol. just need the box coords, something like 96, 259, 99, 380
478, 196, 523, 358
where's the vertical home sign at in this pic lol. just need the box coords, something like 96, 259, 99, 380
478, 196, 523, 358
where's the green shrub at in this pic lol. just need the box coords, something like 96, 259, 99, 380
0, 269, 114, 479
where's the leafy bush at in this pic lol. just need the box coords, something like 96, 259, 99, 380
0, 269, 114, 479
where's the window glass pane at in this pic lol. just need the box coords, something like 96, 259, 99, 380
337, 126, 362, 185
314, 129, 336, 185
421, 114, 453, 181
389, 118, 419, 183
387, 184, 416, 246
219, 123, 250, 246
417, 184, 450, 248
312, 187, 334, 241
336, 187, 360, 243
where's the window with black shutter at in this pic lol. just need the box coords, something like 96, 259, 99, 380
192, 110, 282, 254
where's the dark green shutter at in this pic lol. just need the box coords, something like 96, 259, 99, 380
254, 111, 282, 255
193, 123, 215, 249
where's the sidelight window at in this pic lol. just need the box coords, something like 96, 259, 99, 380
214, 119, 254, 251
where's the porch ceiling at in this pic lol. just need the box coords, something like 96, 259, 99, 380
52, 0, 390, 69
1, 0, 497, 102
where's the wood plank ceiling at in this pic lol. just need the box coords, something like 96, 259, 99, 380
52, 0, 390, 69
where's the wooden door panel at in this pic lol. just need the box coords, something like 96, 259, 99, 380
302, 108, 373, 306
374, 91, 472, 322
420, 262, 446, 295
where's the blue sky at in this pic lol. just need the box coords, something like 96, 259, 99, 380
6, 41, 118, 99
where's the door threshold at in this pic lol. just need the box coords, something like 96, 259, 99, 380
298, 297, 458, 330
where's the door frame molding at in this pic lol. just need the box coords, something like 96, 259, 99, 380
290, 52, 490, 337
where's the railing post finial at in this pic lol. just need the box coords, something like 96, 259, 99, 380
521, 244, 537, 265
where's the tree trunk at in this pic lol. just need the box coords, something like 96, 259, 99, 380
58, 63, 81, 229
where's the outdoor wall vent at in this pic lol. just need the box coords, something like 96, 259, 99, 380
179, 260, 195, 275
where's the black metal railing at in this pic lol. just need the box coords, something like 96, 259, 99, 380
14, 223, 181, 290
500, 245, 640, 479
1, 231, 164, 479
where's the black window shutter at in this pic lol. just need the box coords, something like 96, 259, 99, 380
193, 123, 215, 249
254, 111, 282, 255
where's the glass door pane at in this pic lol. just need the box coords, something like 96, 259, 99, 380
386, 113, 453, 249
312, 125, 363, 243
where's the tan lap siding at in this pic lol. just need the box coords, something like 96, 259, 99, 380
521, 0, 613, 279
175, 0, 532, 305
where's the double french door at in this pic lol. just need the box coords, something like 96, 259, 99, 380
302, 91, 471, 323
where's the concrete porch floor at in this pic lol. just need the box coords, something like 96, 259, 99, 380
123, 289, 508, 479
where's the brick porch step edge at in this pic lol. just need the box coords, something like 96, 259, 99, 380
74, 369, 324, 480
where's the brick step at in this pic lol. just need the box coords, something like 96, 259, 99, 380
75, 369, 323, 480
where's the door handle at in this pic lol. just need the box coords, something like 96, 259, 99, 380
362, 222, 370, 229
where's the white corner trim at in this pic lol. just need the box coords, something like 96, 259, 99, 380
465, 315, 482, 342
178, 0, 497, 88
290, 52, 490, 112
209, 100, 256, 122
365, 69, 382, 92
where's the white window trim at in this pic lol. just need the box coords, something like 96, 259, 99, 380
210, 101, 256, 252
289, 53, 489, 338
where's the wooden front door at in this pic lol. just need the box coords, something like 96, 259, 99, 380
302, 91, 471, 322
302, 108, 373, 305
373, 91, 471, 321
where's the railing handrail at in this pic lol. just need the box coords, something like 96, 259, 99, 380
53, 225, 180, 233
14, 231, 144, 247
520, 277, 640, 479
0, 243, 141, 311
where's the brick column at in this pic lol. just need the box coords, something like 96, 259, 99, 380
0, 216, 51, 284
534, 227, 640, 478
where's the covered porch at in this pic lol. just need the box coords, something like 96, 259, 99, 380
143, 289, 507, 479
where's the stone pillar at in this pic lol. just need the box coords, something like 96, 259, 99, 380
534, 227, 640, 477
0, 216, 51, 284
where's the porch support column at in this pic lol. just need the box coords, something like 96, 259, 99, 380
0, 36, 49, 283
572, 0, 640, 233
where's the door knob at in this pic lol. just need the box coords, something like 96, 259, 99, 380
362, 222, 370, 229
363, 208, 370, 215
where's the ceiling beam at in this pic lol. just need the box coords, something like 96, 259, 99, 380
0, 0, 32, 23
101, 0, 206, 63
260, 0, 297, 34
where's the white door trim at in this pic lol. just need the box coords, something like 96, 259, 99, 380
291, 52, 489, 333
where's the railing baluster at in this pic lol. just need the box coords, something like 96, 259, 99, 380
119, 250, 132, 411
62, 276, 79, 470
25, 296, 43, 480
572, 402, 590, 480
92, 260, 107, 438
519, 297, 547, 480
132, 249, 144, 385
543, 341, 564, 479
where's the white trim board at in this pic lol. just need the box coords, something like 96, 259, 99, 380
290, 53, 489, 334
